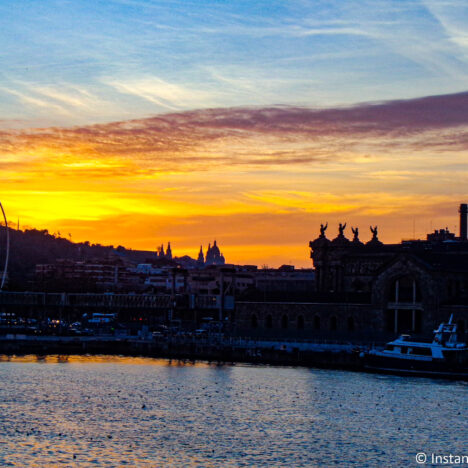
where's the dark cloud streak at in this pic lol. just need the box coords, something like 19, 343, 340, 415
1, 91, 467, 171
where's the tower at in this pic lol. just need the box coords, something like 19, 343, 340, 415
166, 242, 172, 259
460, 203, 467, 241
157, 244, 165, 257
197, 245, 204, 266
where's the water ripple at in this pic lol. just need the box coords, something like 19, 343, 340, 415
0, 355, 466, 467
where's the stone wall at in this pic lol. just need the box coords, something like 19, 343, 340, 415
233, 300, 468, 342
234, 301, 383, 341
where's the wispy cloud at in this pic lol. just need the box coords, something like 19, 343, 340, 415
423, 0, 468, 54
1, 0, 468, 127
103, 77, 219, 110
33, 86, 98, 110
0, 86, 68, 114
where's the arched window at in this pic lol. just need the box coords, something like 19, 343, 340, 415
330, 316, 337, 331
314, 315, 320, 330
385, 309, 394, 332
265, 314, 273, 329
351, 279, 364, 292
388, 276, 423, 333
281, 315, 288, 329
297, 315, 304, 330
251, 314, 258, 329
347, 316, 355, 331
392, 276, 420, 303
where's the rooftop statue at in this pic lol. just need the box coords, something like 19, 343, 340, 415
320, 222, 328, 237
338, 222, 347, 236
370, 225, 378, 239
351, 226, 359, 241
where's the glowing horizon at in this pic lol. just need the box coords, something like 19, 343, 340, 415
1, 94, 467, 267
1, 1, 467, 266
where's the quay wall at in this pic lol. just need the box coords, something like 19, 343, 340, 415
0, 335, 361, 369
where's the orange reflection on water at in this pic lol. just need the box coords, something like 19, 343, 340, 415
0, 354, 218, 368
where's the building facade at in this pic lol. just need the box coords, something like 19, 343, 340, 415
234, 205, 468, 341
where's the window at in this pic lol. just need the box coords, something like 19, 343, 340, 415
265, 314, 273, 329
297, 315, 304, 330
393, 276, 421, 303
251, 314, 258, 329
314, 315, 320, 330
408, 347, 432, 356
330, 316, 337, 331
351, 279, 364, 292
347, 316, 355, 331
281, 315, 288, 329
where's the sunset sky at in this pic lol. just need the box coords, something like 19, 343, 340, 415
1, 0, 467, 266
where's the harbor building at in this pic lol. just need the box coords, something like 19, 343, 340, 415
234, 204, 468, 340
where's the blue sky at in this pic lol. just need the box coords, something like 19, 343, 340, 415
1, 0, 467, 127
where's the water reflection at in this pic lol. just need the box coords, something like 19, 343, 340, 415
0, 356, 466, 467
0, 354, 224, 367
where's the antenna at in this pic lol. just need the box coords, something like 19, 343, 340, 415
0, 202, 10, 290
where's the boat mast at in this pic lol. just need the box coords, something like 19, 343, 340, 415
0, 202, 9, 290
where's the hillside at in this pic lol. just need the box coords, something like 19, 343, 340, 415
0, 227, 156, 290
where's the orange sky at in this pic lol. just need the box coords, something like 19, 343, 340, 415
1, 95, 467, 267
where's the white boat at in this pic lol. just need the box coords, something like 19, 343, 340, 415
363, 315, 468, 379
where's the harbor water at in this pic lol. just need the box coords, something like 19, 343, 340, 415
0, 355, 466, 467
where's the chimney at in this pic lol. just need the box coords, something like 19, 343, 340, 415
460, 203, 467, 241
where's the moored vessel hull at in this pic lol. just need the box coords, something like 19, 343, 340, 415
363, 354, 468, 379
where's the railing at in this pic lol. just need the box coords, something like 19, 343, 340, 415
387, 302, 423, 310
0, 292, 234, 310
147, 334, 359, 352
0, 292, 174, 309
